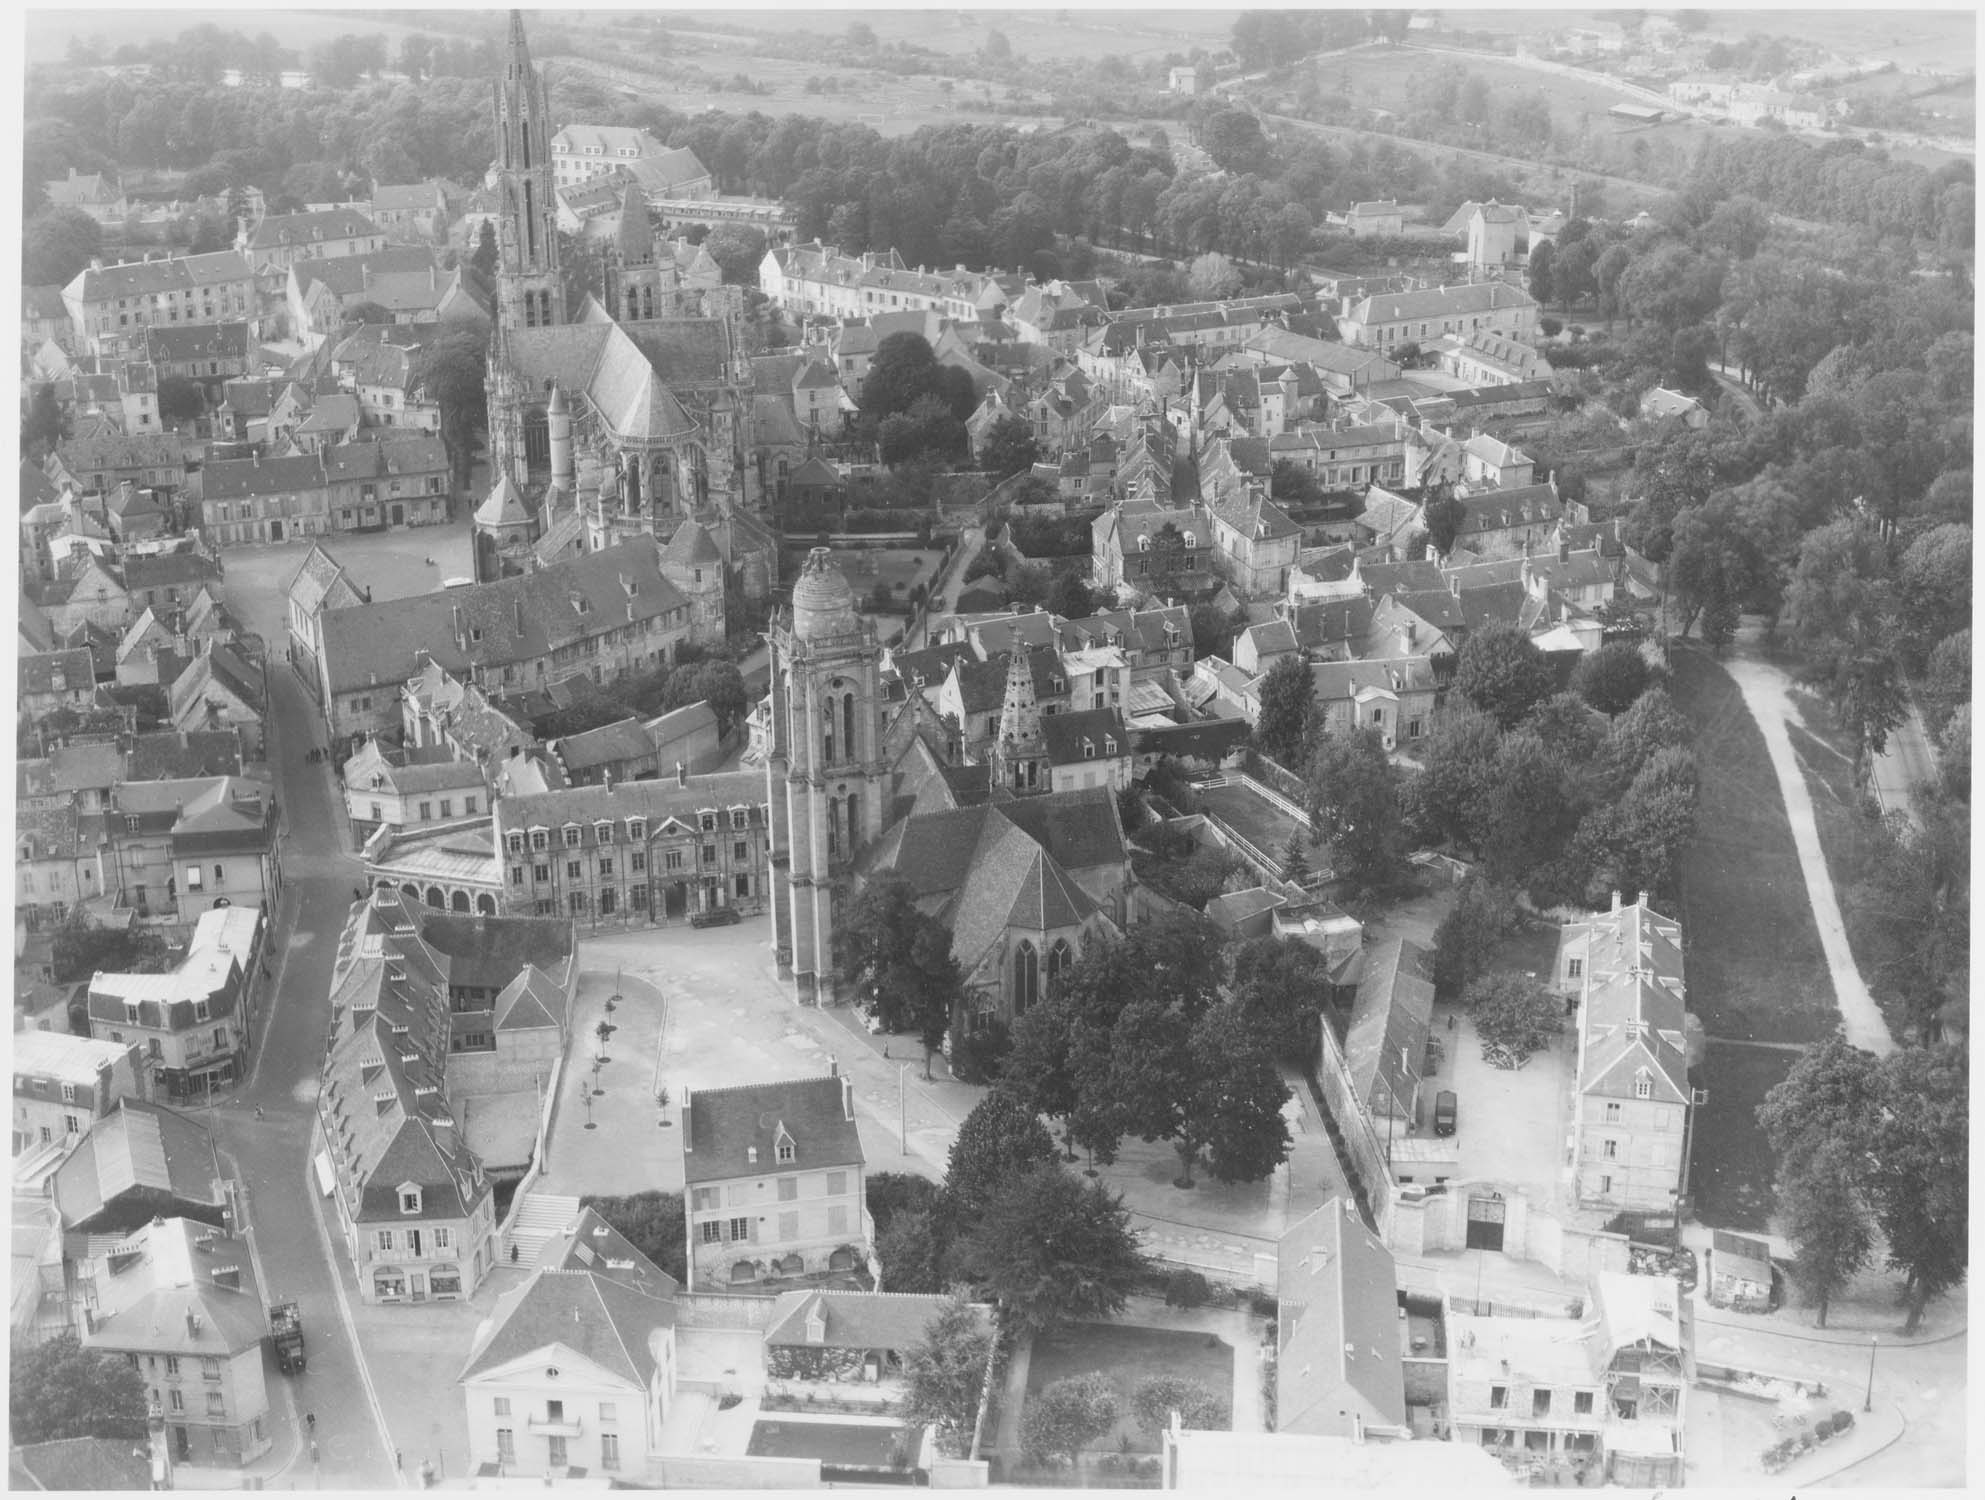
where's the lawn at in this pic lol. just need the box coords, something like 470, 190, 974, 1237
1024, 1322, 1235, 1456
1195, 781, 1310, 871
1667, 647, 1837, 1045
787, 548, 942, 607
1690, 1041, 1796, 1233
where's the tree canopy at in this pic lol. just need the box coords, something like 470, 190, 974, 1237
9, 1334, 150, 1445
960, 1162, 1146, 1333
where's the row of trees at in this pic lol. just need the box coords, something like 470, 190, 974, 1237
1759, 1035, 1967, 1332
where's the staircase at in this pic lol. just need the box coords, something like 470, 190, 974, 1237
504, 1192, 581, 1267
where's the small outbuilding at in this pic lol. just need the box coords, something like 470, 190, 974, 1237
1707, 1229, 1774, 1312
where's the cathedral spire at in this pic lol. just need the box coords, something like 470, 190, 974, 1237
507, 9, 531, 72
491, 7, 563, 334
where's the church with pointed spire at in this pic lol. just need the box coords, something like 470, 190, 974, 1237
475, 10, 776, 620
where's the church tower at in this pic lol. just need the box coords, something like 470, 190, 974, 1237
990, 646, 1047, 794
766, 549, 886, 1004
492, 10, 565, 333
606, 182, 673, 324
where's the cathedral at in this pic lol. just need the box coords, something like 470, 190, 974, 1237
473, 11, 773, 601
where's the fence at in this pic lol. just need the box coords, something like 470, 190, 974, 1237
1245, 750, 1309, 805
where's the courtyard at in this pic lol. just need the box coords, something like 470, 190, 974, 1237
1023, 1320, 1238, 1456
210, 518, 477, 644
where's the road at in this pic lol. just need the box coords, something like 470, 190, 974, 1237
1708, 362, 1764, 421
212, 546, 413, 1489
1868, 701, 1941, 832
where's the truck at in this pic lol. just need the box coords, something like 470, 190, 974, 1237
268, 1301, 305, 1374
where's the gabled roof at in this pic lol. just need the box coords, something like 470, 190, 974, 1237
1568, 897, 1689, 1101
1286, 597, 1375, 651
684, 1074, 862, 1186
52, 1098, 226, 1230
764, 1291, 987, 1352
1276, 1198, 1406, 1436
1344, 938, 1434, 1115
459, 1269, 675, 1388
76, 1216, 265, 1356
537, 1205, 680, 1298
249, 207, 382, 249
1039, 707, 1128, 767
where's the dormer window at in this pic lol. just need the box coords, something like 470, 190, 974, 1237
1138, 536, 1151, 552
627, 819, 645, 841
564, 826, 581, 848
1105, 736, 1117, 754
508, 834, 524, 854
399, 1186, 422, 1215
531, 829, 548, 851
700, 813, 716, 832
595, 822, 613, 845
1082, 739, 1095, 760
1634, 1069, 1652, 1100
1184, 532, 1196, 548
731, 809, 749, 829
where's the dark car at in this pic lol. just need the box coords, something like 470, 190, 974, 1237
1433, 1090, 1458, 1137
690, 906, 741, 928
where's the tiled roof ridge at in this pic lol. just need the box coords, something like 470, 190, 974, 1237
689, 1073, 840, 1101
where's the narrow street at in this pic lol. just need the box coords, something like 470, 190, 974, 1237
214, 561, 398, 1487
1868, 701, 1940, 831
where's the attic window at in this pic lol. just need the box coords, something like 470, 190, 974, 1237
731, 809, 749, 829
1082, 739, 1095, 760
563, 826, 581, 848
1634, 1069, 1652, 1100
1138, 536, 1150, 552
1184, 533, 1196, 548
1105, 736, 1116, 755
627, 819, 645, 841
595, 822, 614, 845
399, 1188, 422, 1214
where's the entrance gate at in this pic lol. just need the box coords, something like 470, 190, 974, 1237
1466, 1193, 1507, 1252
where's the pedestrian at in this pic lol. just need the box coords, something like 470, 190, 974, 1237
254, 1105, 264, 1121
310, 1440, 320, 1466
306, 1412, 316, 1433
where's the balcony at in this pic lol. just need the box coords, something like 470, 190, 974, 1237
527, 1414, 584, 1439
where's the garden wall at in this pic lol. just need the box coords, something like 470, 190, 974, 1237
651, 1454, 822, 1487
674, 1290, 782, 1329
1311, 1025, 1396, 1236
1388, 1182, 1630, 1283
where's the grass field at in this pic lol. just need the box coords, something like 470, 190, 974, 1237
1024, 1322, 1234, 1456
747, 1418, 905, 1466
1668, 647, 1837, 1046
1690, 1041, 1796, 1232
1195, 781, 1309, 871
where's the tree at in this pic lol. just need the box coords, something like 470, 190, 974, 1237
1757, 1031, 1882, 1178
1047, 570, 1095, 622
839, 878, 963, 1074
1843, 810, 1969, 1046
1466, 971, 1563, 1068
1478, 729, 1581, 887
423, 328, 488, 490
1896, 522, 1971, 672
577, 1191, 688, 1284
875, 1209, 949, 1294
1572, 642, 1652, 716
1130, 1375, 1227, 1435
901, 1294, 996, 1455
866, 1170, 941, 1240
1413, 706, 1502, 853
675, 658, 750, 737
860, 332, 948, 426
156, 375, 203, 426
1304, 728, 1407, 899
1867, 1043, 1967, 1333
1187, 251, 1243, 301
1454, 622, 1554, 729
1526, 238, 1555, 307
1021, 1373, 1119, 1466
1189, 1005, 1292, 1184
962, 1163, 1146, 1333
1422, 490, 1466, 558
978, 414, 1038, 479
1603, 686, 1694, 794
23, 206, 102, 287
703, 223, 768, 285
1432, 875, 1518, 998
946, 1090, 1059, 1221
470, 218, 498, 278
1566, 746, 1698, 905
1253, 653, 1314, 766
51, 917, 171, 985
22, 382, 70, 463
9, 1333, 149, 1444
1230, 935, 1332, 1061
1778, 1139, 1874, 1329
1202, 110, 1272, 175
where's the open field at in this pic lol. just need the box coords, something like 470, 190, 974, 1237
1668, 647, 1837, 1046
1195, 781, 1308, 870
1690, 1041, 1795, 1233
1024, 1321, 1234, 1455
656, 9, 1233, 66
25, 8, 464, 61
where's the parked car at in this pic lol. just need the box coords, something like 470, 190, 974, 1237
1433, 1090, 1458, 1137
690, 906, 740, 928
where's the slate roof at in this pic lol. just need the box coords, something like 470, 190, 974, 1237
76, 1216, 265, 1357
1456, 482, 1562, 536
1040, 707, 1129, 766
1242, 619, 1299, 659
1344, 938, 1434, 1115
1356, 557, 1445, 598
493, 769, 765, 851
764, 1290, 986, 1353
8, 1438, 154, 1492
947, 649, 1062, 717
318, 537, 686, 694
1347, 281, 1537, 327
52, 1098, 226, 1230
126, 729, 244, 782
248, 208, 382, 249
125, 553, 222, 594
683, 1074, 862, 1186
538, 1205, 680, 1297
1276, 1198, 1407, 1436
20, 647, 95, 696
1209, 486, 1302, 542
1308, 657, 1439, 705
1286, 597, 1375, 652
56, 429, 185, 475
1569, 898, 1689, 1101
660, 518, 722, 568
67, 251, 251, 304
460, 1267, 675, 1389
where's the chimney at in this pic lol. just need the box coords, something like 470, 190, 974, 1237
842, 1074, 855, 1122
1405, 619, 1416, 648
1611, 890, 1622, 912
1558, 535, 1570, 563
676, 761, 686, 787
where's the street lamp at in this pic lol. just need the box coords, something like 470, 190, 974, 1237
1864, 1334, 1878, 1413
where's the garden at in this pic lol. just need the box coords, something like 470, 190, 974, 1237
1021, 1321, 1235, 1461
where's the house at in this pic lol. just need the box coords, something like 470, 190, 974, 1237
23, 284, 71, 351
1444, 1271, 1691, 1486
239, 207, 386, 274
50, 428, 187, 501
1339, 282, 1538, 352
15, 801, 106, 927
1207, 485, 1303, 598
124, 554, 223, 617
167, 644, 265, 755
764, 1289, 993, 1392
681, 1071, 871, 1290
284, 541, 369, 703
9, 1198, 70, 1348
1303, 656, 1440, 748
1280, 596, 1376, 663
1449, 481, 1570, 561
103, 775, 279, 922
7, 1436, 159, 1491
1555, 894, 1696, 1213
1355, 487, 1425, 557
341, 738, 489, 838
1706, 1229, 1773, 1313
1363, 594, 1457, 664
367, 180, 452, 244
1343, 938, 1435, 1132
316, 891, 502, 1305
1439, 329, 1552, 388
1234, 618, 1299, 676
552, 124, 694, 190
1276, 1199, 1410, 1438
87, 907, 262, 1099
73, 1216, 275, 1466
1345, 199, 1405, 238
1462, 433, 1536, 490
458, 1215, 680, 1479
1090, 499, 1216, 599
45, 166, 128, 226
1040, 707, 1132, 793
287, 248, 486, 350
314, 537, 696, 742
144, 322, 254, 385
10, 1031, 147, 1159
1266, 423, 1407, 492
61, 251, 256, 359
492, 769, 771, 924
1638, 387, 1707, 428
550, 701, 723, 788
51, 1097, 231, 1234
19, 648, 97, 717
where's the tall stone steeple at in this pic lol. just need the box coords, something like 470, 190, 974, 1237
607, 181, 666, 324
991, 646, 1045, 794
491, 9, 564, 333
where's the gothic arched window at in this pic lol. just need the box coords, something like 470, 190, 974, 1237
843, 693, 856, 759
1014, 942, 1039, 1016
1047, 938, 1073, 996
